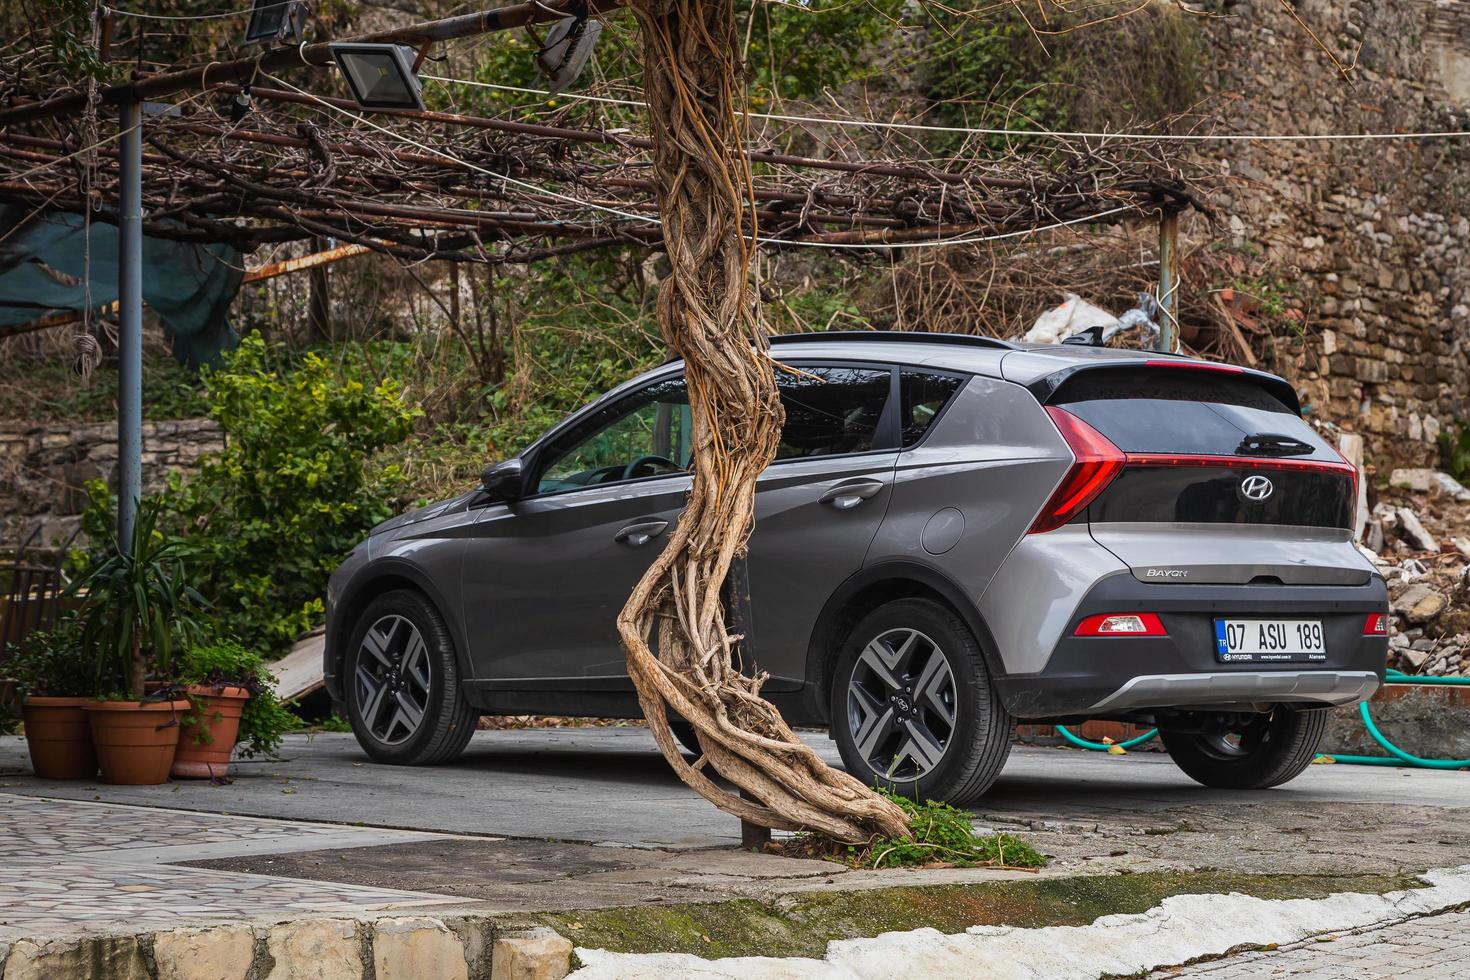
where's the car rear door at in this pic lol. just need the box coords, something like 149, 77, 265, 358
744, 363, 901, 689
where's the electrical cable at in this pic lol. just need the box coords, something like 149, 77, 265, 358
261, 72, 1141, 251
424, 73, 1470, 143
103, 1, 292, 22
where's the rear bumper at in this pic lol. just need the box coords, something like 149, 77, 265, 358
994, 572, 1389, 718
1086, 669, 1379, 712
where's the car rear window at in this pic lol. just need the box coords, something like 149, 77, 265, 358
776, 366, 891, 459
900, 370, 964, 447
1051, 368, 1333, 458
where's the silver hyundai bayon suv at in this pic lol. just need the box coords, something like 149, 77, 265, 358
325, 332, 1389, 802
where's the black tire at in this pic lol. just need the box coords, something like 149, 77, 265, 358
1160, 708, 1328, 790
343, 589, 478, 766
830, 597, 1012, 806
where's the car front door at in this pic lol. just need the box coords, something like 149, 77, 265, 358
745, 363, 901, 689
460, 371, 692, 688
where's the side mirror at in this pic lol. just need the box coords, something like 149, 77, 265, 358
479, 458, 525, 503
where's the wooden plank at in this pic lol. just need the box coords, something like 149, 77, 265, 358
270, 631, 326, 703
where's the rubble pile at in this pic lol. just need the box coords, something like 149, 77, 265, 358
1362, 468, 1470, 677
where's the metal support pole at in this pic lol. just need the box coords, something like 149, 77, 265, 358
117, 99, 143, 551
739, 788, 771, 851
1155, 209, 1180, 353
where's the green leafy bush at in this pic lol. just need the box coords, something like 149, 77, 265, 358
790, 789, 1047, 870
163, 335, 419, 655
927, 5, 1204, 154
1439, 422, 1470, 484
179, 639, 296, 758
5, 615, 95, 699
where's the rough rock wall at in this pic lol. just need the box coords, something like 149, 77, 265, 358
0, 419, 221, 550
1206, 0, 1470, 466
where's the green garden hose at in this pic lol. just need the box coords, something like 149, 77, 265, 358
1056, 670, 1470, 768
1323, 668, 1470, 771
1054, 723, 1159, 751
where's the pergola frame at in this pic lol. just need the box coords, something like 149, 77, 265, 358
0, 1, 1198, 551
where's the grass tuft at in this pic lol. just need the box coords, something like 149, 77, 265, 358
785, 789, 1047, 870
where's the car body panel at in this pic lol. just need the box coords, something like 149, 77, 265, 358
746, 451, 899, 688
868, 375, 1070, 610
977, 524, 1129, 676
1088, 522, 1374, 587
461, 475, 690, 686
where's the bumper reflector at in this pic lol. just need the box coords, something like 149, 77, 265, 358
1363, 612, 1389, 636
1075, 612, 1167, 637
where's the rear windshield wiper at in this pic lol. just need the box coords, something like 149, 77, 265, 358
1236, 432, 1315, 457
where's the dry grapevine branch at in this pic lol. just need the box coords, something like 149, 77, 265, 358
617, 0, 910, 843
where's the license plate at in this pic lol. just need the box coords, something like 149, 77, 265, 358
1214, 619, 1326, 663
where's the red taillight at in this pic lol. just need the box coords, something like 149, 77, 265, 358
1029, 407, 1126, 533
1363, 613, 1389, 636
1075, 613, 1168, 637
1122, 453, 1356, 477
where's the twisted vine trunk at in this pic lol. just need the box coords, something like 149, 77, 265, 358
618, 0, 910, 843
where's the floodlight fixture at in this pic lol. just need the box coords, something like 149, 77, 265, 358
533, 15, 602, 95
245, 0, 305, 45
329, 43, 425, 112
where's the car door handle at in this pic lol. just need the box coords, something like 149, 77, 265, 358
614, 520, 669, 546
819, 479, 886, 510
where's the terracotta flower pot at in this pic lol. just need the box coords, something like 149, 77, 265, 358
21, 697, 99, 780
172, 685, 251, 779
84, 699, 190, 785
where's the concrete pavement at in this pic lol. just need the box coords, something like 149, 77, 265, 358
4, 728, 1468, 850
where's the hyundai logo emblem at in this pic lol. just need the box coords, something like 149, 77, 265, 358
1240, 474, 1275, 502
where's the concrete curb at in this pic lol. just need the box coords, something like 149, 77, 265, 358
568, 864, 1470, 979
0, 916, 570, 980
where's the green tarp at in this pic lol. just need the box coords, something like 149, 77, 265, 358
0, 207, 243, 366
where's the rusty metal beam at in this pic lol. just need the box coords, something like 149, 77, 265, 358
0, 0, 627, 128
0, 242, 375, 339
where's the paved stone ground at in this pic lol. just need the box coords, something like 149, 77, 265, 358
0, 794, 471, 941
3, 729, 1469, 974
1153, 908, 1470, 978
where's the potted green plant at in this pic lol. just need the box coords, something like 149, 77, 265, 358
69, 500, 204, 785
7, 616, 98, 779
174, 639, 295, 779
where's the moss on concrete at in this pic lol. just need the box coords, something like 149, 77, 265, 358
540, 871, 1420, 960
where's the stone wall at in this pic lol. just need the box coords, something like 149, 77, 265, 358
1203, 0, 1470, 467
0, 419, 221, 550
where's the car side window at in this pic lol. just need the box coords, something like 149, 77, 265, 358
776, 366, 892, 460
899, 370, 964, 447
536, 376, 691, 494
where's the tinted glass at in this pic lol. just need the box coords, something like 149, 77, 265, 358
900, 371, 963, 447
537, 377, 690, 493
1052, 368, 1333, 459
776, 367, 891, 460
1091, 466, 1354, 529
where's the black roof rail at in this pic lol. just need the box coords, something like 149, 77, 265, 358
767, 330, 1020, 351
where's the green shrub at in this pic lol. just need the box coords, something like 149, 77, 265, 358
67, 498, 207, 698
164, 335, 419, 655
926, 5, 1204, 154
179, 639, 296, 758
1439, 422, 1470, 484
790, 789, 1047, 870
5, 615, 95, 699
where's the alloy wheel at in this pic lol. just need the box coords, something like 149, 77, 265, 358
1198, 714, 1273, 760
846, 627, 957, 781
354, 614, 431, 745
